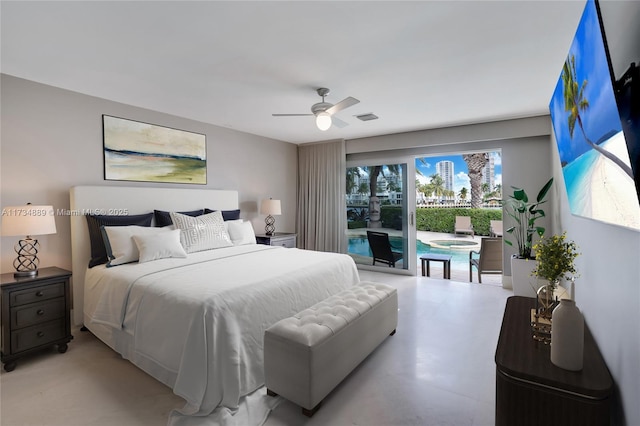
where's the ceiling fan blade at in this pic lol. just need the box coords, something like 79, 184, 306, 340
332, 116, 349, 128
272, 113, 314, 117
326, 97, 360, 115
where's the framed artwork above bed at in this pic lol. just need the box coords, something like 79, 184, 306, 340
102, 115, 207, 184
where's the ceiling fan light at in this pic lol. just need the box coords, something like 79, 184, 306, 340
316, 112, 332, 131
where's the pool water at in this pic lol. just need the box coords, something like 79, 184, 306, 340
348, 236, 475, 270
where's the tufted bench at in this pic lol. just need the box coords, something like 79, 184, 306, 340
264, 281, 398, 416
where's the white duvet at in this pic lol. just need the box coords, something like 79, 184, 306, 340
84, 244, 359, 425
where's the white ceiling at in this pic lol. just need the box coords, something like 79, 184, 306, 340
1, 1, 585, 144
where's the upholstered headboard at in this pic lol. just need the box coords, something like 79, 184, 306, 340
69, 185, 239, 325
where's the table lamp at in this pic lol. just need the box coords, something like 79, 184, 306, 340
260, 198, 281, 235
1, 204, 57, 277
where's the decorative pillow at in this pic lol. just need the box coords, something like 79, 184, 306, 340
223, 219, 243, 231
154, 209, 204, 227
86, 213, 153, 268
133, 229, 187, 263
227, 221, 256, 246
204, 208, 241, 221
102, 225, 170, 267
170, 211, 233, 253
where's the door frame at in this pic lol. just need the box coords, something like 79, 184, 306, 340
346, 156, 416, 276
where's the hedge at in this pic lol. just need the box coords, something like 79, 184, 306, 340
348, 206, 503, 236
416, 208, 502, 236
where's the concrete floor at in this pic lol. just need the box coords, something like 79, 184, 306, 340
1, 270, 512, 426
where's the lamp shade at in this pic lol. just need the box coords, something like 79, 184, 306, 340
1, 205, 57, 236
315, 112, 332, 131
260, 199, 281, 216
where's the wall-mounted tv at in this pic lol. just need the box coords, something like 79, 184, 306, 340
549, 0, 640, 230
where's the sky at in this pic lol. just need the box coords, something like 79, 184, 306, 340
415, 152, 502, 195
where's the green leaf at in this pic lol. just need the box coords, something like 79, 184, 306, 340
513, 188, 527, 202
535, 226, 545, 236
536, 178, 554, 203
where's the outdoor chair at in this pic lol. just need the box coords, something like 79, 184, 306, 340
454, 216, 474, 237
490, 220, 503, 237
469, 237, 503, 283
367, 231, 403, 267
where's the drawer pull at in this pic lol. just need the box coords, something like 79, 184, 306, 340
37, 331, 45, 338
35, 291, 44, 297
37, 309, 45, 316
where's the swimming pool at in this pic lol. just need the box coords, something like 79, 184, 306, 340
347, 236, 477, 270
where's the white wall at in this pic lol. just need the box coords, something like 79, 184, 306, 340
0, 74, 298, 275
552, 2, 640, 425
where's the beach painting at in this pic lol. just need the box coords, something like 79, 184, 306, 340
549, 0, 639, 230
103, 115, 206, 184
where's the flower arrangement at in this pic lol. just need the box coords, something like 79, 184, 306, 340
531, 232, 579, 287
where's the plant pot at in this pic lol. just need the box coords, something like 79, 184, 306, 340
510, 255, 541, 298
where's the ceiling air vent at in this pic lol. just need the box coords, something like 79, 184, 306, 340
355, 113, 378, 122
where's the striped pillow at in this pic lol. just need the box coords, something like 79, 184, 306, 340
170, 210, 233, 253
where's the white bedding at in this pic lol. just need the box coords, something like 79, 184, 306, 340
84, 244, 360, 424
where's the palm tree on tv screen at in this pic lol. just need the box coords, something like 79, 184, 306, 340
563, 55, 633, 178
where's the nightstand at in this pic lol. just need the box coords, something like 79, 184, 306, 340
1, 267, 73, 372
255, 233, 297, 248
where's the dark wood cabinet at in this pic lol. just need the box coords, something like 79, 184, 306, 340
495, 296, 613, 425
1, 267, 73, 372
256, 233, 297, 248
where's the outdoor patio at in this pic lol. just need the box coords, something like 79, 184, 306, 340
347, 228, 504, 287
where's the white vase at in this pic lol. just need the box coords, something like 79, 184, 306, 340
550, 299, 584, 371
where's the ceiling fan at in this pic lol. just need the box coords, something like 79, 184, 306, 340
272, 88, 360, 131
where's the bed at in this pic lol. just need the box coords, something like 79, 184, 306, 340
69, 185, 360, 425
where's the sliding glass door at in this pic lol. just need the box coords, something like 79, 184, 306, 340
346, 158, 416, 274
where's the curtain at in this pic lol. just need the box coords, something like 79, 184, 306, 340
296, 140, 347, 253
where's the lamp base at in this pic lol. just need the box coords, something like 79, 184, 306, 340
265, 214, 276, 236
13, 237, 40, 278
14, 270, 38, 278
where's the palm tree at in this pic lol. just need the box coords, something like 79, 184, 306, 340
429, 174, 445, 201
346, 167, 361, 195
463, 153, 489, 208
562, 54, 633, 178
459, 187, 468, 201
364, 165, 402, 226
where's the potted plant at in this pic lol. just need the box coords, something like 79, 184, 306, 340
531, 232, 579, 318
504, 177, 554, 296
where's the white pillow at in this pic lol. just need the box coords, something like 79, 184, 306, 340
103, 225, 170, 267
170, 211, 233, 253
224, 219, 243, 231
132, 229, 187, 263
227, 220, 256, 246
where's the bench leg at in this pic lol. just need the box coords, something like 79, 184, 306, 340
390, 329, 396, 336
266, 389, 278, 397
302, 401, 322, 417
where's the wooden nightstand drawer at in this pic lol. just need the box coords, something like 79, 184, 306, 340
11, 319, 66, 353
9, 282, 65, 307
12, 298, 65, 328
256, 233, 297, 248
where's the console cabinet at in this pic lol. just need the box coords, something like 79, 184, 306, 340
495, 296, 613, 426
